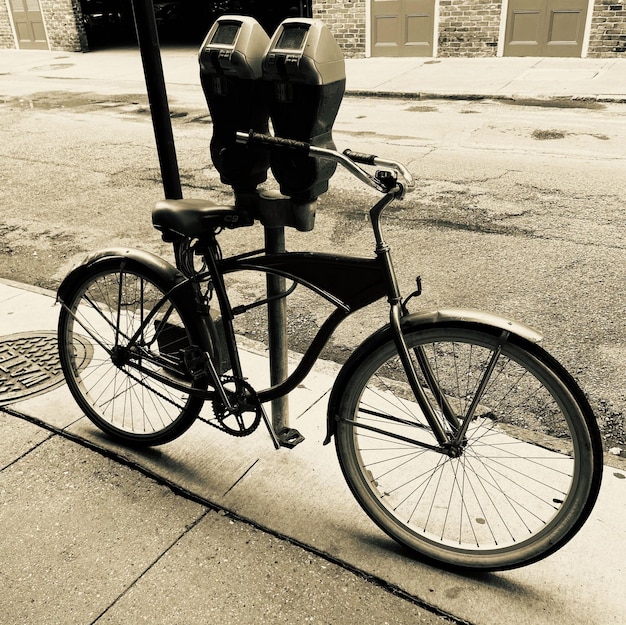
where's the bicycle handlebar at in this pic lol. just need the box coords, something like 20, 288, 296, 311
238, 131, 311, 155
235, 131, 415, 195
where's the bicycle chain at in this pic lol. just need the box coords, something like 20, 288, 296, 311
119, 365, 190, 411
115, 365, 261, 438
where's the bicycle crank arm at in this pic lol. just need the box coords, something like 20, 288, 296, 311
259, 404, 281, 450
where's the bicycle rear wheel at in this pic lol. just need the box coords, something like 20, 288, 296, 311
335, 322, 602, 570
58, 259, 208, 446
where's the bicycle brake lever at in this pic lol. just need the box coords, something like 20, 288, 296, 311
402, 276, 423, 311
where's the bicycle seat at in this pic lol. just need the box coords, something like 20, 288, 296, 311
152, 199, 254, 241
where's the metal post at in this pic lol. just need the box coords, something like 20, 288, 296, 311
265, 226, 290, 433
130, 0, 182, 200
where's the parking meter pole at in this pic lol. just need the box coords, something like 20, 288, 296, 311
264, 227, 290, 436
131, 0, 182, 200
257, 17, 345, 449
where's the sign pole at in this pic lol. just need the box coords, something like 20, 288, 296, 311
130, 0, 182, 200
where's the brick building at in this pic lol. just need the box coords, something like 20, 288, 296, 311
1, 0, 625, 58
319, 0, 626, 57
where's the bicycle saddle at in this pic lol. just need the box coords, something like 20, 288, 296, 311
152, 198, 254, 241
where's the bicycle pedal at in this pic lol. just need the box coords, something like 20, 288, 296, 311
276, 427, 305, 449
183, 346, 209, 381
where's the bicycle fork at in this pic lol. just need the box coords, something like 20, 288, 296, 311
372, 191, 465, 454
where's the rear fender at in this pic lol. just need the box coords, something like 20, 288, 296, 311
57, 247, 187, 304
57, 247, 222, 362
324, 308, 543, 444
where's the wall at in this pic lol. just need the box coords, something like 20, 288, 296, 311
315, 0, 626, 58
0, 0, 624, 57
588, 1, 626, 55
314, 0, 367, 57
314, 0, 504, 57
39, 0, 86, 51
0, 0, 86, 50
438, 0, 501, 56
0, 1, 16, 48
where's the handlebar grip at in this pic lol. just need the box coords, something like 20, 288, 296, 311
239, 131, 311, 154
343, 149, 378, 165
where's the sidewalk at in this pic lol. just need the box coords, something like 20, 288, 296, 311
1, 277, 625, 625
0, 47, 625, 103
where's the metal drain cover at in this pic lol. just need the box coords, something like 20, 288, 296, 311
0, 332, 90, 405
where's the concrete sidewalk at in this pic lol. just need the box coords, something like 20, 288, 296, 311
1, 278, 625, 625
0, 47, 625, 104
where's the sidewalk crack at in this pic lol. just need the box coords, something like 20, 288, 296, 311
89, 508, 211, 625
0, 406, 56, 471
223, 458, 260, 497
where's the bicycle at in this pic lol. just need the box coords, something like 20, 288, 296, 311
57, 131, 603, 571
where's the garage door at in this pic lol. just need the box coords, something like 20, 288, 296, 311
371, 0, 436, 57
9, 0, 48, 50
504, 0, 589, 56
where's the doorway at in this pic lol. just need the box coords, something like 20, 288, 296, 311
504, 0, 590, 56
371, 0, 436, 57
9, 0, 48, 50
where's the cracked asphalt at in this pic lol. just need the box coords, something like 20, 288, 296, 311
0, 89, 624, 459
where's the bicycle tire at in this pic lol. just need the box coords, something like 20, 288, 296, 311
334, 321, 603, 570
58, 258, 209, 446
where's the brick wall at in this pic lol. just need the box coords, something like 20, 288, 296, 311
314, 0, 367, 57
40, 0, 86, 51
314, 0, 504, 58
588, 1, 626, 55
0, 2, 16, 48
437, 0, 501, 57
0, 1, 623, 58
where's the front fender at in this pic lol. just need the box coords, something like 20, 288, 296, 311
324, 308, 543, 445
57, 247, 186, 304
403, 308, 542, 343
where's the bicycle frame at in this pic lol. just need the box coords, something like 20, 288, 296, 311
188, 187, 460, 449
58, 139, 461, 451
196, 191, 394, 404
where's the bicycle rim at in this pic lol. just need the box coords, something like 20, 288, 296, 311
335, 325, 602, 570
58, 263, 206, 445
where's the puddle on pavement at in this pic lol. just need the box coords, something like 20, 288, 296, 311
29, 63, 75, 71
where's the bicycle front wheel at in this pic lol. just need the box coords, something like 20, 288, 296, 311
335, 322, 602, 570
58, 259, 208, 446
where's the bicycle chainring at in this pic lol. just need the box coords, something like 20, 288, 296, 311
209, 377, 262, 437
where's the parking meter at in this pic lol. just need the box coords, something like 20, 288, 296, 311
263, 18, 345, 203
199, 16, 270, 193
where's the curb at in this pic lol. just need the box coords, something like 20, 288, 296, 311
345, 89, 626, 104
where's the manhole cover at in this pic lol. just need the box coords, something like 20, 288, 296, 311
0, 332, 91, 405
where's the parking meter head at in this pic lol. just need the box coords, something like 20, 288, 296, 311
263, 18, 346, 203
199, 16, 270, 192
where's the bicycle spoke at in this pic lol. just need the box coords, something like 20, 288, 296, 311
59, 264, 204, 445
335, 324, 600, 569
